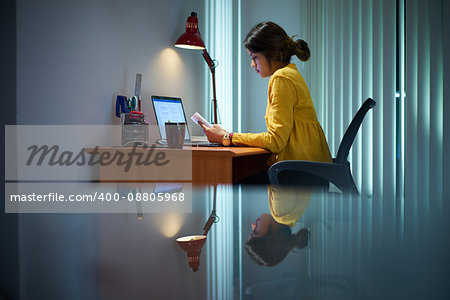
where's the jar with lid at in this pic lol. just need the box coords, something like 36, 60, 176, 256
121, 111, 148, 147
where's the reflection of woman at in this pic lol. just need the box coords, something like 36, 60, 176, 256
245, 187, 312, 266
202, 21, 332, 168
245, 213, 309, 266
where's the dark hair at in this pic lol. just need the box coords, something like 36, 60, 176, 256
244, 227, 310, 267
243, 21, 310, 64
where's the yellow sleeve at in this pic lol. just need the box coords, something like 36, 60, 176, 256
233, 76, 297, 153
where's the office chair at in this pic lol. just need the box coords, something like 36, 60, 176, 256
268, 98, 376, 194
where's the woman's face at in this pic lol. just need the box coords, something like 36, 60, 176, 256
247, 49, 273, 78
250, 213, 283, 239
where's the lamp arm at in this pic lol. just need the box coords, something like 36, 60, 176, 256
203, 184, 218, 236
202, 49, 216, 73
202, 49, 218, 124
203, 209, 217, 236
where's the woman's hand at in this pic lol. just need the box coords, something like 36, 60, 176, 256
200, 123, 227, 144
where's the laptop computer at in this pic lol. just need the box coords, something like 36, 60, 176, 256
151, 95, 219, 146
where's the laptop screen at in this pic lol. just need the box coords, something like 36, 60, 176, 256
151, 95, 191, 140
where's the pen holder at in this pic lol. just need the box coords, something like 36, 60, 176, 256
121, 112, 148, 147
165, 122, 185, 149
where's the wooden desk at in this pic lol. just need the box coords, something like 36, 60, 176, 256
88, 146, 271, 185
188, 146, 271, 184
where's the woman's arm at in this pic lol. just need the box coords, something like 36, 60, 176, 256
233, 76, 297, 152
201, 123, 227, 144
201, 76, 297, 150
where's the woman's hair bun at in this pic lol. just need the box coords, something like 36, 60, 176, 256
294, 38, 310, 62
290, 228, 310, 249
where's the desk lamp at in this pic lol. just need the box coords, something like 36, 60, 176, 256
175, 12, 218, 124
176, 185, 218, 272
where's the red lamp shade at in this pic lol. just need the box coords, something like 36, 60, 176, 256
175, 12, 205, 50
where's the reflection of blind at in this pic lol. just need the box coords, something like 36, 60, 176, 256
307, 0, 448, 202
206, 185, 234, 300
404, 0, 448, 217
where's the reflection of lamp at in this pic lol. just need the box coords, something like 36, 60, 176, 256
175, 12, 218, 124
175, 235, 207, 272
176, 185, 218, 272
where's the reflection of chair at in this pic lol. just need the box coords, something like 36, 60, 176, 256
268, 98, 376, 194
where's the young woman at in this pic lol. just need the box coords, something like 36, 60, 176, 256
202, 21, 332, 166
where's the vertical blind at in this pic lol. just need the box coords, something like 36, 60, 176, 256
307, 0, 396, 199
206, 0, 449, 209
207, 0, 448, 200
205, 0, 234, 130
307, 0, 447, 202
205, 2, 235, 299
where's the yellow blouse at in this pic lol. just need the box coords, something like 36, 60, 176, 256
233, 64, 332, 165
268, 186, 312, 227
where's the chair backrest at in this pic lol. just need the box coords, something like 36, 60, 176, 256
334, 98, 376, 164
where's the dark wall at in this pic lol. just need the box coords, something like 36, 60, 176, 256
0, 0, 18, 299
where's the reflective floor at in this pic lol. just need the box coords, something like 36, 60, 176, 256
6, 184, 450, 300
